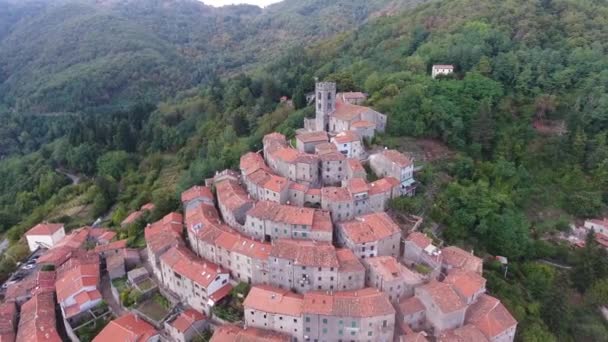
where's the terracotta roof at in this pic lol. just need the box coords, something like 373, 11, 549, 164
441, 246, 483, 274
160, 246, 225, 288
263, 132, 287, 145
378, 149, 413, 168
466, 294, 517, 339
346, 178, 369, 194
364, 256, 423, 284
439, 324, 489, 342
303, 288, 395, 317
209, 284, 233, 303
94, 239, 127, 254
271, 239, 339, 268
321, 187, 352, 202
306, 188, 321, 197
406, 232, 432, 249
444, 269, 486, 299
332, 130, 360, 144
288, 182, 308, 193
596, 232, 608, 248
315, 142, 338, 153
346, 158, 365, 172
122, 210, 144, 225
168, 309, 207, 333
333, 101, 369, 121
56, 263, 100, 317
339, 212, 400, 244
16, 291, 61, 342
181, 185, 214, 204
417, 281, 466, 314
216, 179, 253, 212
35, 270, 56, 294
369, 177, 400, 196
397, 296, 426, 316
351, 120, 375, 128
335, 248, 365, 273
141, 202, 156, 211
25, 223, 64, 236
93, 313, 157, 342
587, 218, 608, 228
244, 285, 304, 317
247, 201, 331, 232
271, 147, 300, 163
296, 131, 328, 144
0, 302, 16, 339
56, 250, 100, 276
240, 152, 270, 176
401, 331, 430, 342
88, 228, 117, 243
210, 325, 290, 342
225, 232, 272, 260
318, 151, 346, 162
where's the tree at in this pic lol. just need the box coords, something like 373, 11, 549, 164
292, 86, 306, 110
97, 151, 133, 180
571, 232, 608, 293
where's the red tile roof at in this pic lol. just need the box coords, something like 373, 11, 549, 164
0, 302, 16, 340
333, 101, 369, 121
16, 291, 61, 342
303, 288, 395, 318
56, 263, 100, 317
240, 152, 270, 176
351, 120, 375, 128
439, 324, 489, 342
181, 185, 214, 204
246, 201, 331, 232
466, 294, 517, 339
25, 223, 64, 236
332, 130, 360, 144
210, 325, 290, 342
346, 158, 365, 172
296, 131, 328, 144
335, 248, 365, 273
369, 177, 400, 195
93, 313, 157, 342
364, 256, 423, 284
379, 149, 413, 168
406, 232, 433, 249
270, 239, 339, 268
346, 178, 369, 194
339, 212, 400, 244
321, 187, 352, 202
94, 239, 127, 254
244, 285, 304, 317
168, 309, 207, 333
159, 246, 225, 288
216, 179, 254, 212
223, 232, 272, 260
209, 284, 233, 303
444, 269, 486, 300
122, 210, 144, 225
441, 246, 483, 274
418, 281, 466, 314
397, 296, 426, 316
141, 202, 156, 211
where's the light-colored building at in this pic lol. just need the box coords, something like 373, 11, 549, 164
240, 152, 291, 204
415, 281, 467, 335
268, 239, 365, 293
363, 256, 426, 304
465, 294, 517, 342
164, 308, 208, 342
346, 158, 367, 180
331, 130, 364, 160
397, 296, 427, 332
144, 212, 184, 279
444, 269, 486, 305
56, 263, 102, 322
318, 148, 346, 186
369, 149, 416, 196
215, 177, 254, 228
584, 218, 608, 235
244, 201, 332, 242
432, 64, 454, 78
441, 246, 483, 275
159, 246, 231, 315
336, 212, 402, 259
244, 285, 395, 342
340, 92, 368, 105
25, 222, 66, 252
296, 131, 328, 153
93, 313, 159, 342
403, 232, 442, 276
181, 185, 215, 211
321, 186, 355, 222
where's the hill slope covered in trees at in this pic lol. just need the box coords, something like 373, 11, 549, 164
0, 0, 425, 112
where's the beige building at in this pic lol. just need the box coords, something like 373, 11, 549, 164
363, 256, 426, 304
164, 308, 208, 342
336, 212, 402, 259
321, 187, 355, 222
263, 133, 320, 185
244, 201, 332, 242
159, 246, 231, 315
25, 223, 66, 252
240, 152, 291, 204
465, 294, 517, 342
318, 147, 346, 186
369, 149, 416, 196
346, 158, 366, 180
244, 285, 395, 342
441, 246, 483, 275
432, 65, 454, 78
268, 239, 365, 293
296, 131, 328, 153
402, 232, 442, 276
414, 281, 467, 335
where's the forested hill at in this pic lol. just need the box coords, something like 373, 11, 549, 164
0, 0, 425, 113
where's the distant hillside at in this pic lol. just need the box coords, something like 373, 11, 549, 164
0, 0, 426, 112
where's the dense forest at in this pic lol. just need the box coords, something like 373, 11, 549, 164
0, 0, 424, 112
1, 0, 608, 340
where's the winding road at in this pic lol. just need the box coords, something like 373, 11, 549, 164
55, 168, 81, 185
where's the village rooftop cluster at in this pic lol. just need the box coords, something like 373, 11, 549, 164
0, 74, 519, 342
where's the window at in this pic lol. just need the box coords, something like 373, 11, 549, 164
323, 328, 328, 334
306, 317, 311, 323
368, 332, 372, 337
323, 319, 328, 324
306, 327, 311, 332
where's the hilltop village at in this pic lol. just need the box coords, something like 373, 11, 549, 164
0, 77, 518, 342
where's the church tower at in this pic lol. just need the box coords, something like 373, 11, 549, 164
315, 81, 336, 132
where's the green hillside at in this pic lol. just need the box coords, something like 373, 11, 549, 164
0, 0, 423, 112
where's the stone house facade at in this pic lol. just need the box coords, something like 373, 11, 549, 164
336, 212, 402, 259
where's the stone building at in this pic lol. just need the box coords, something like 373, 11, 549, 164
331, 130, 364, 160
210, 325, 291, 342
336, 212, 402, 259
403, 232, 442, 277
181, 185, 215, 211
244, 201, 332, 242
441, 246, 483, 275
215, 176, 254, 228
240, 152, 291, 204
244, 285, 395, 342
362, 256, 425, 304
321, 186, 355, 222
414, 281, 467, 335
465, 294, 518, 342
346, 158, 366, 180
159, 246, 231, 315
296, 131, 328, 153
369, 149, 416, 196
263, 134, 320, 185
268, 239, 365, 293
164, 308, 208, 342
317, 145, 346, 186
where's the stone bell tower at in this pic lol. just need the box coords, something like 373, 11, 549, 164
315, 81, 336, 132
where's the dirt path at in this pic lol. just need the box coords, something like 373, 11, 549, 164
56, 168, 81, 185
100, 274, 126, 316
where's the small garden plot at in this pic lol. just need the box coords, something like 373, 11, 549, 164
135, 293, 171, 323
